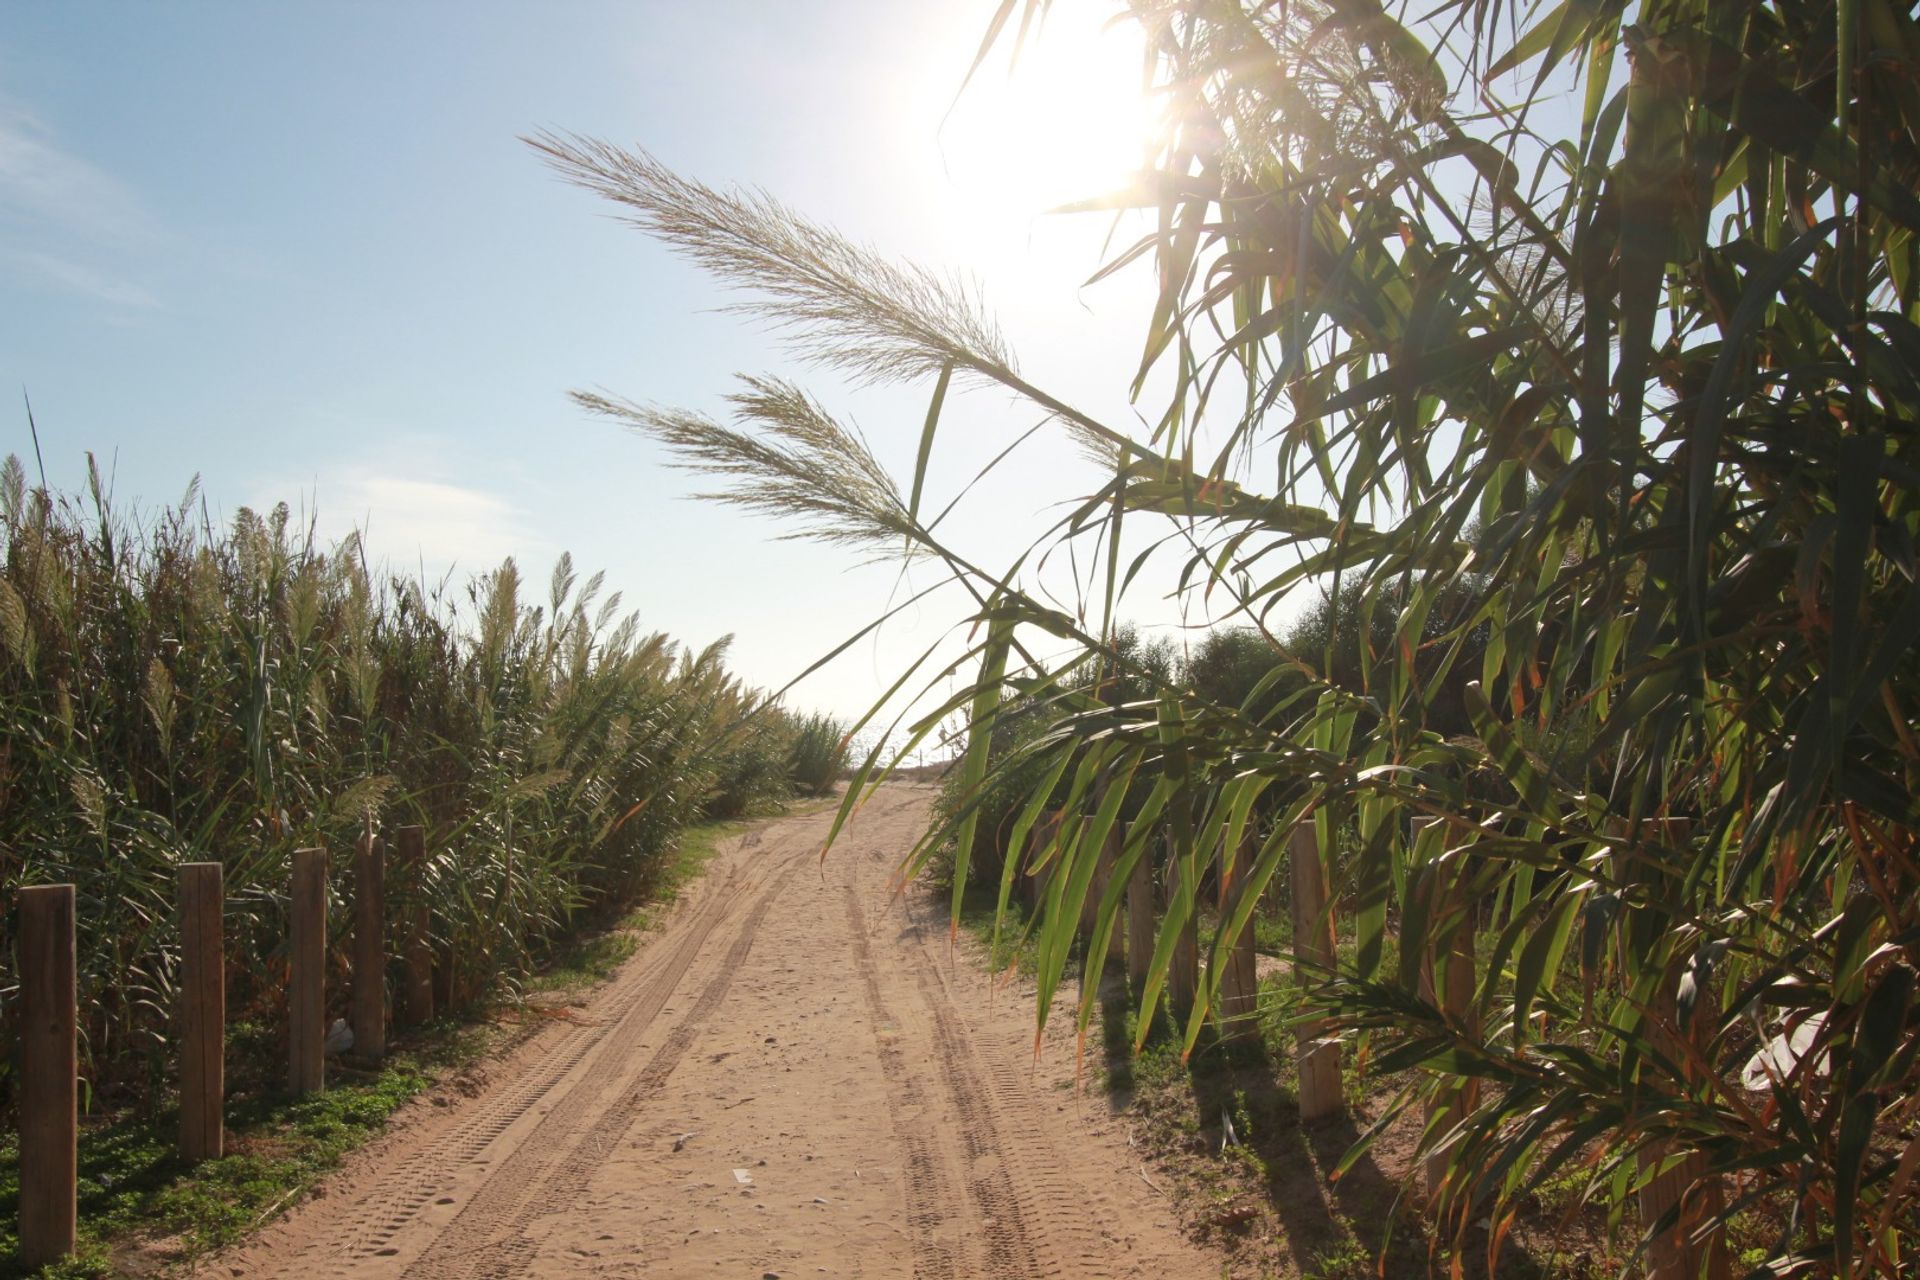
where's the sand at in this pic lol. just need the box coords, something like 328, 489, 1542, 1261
220, 783, 1215, 1279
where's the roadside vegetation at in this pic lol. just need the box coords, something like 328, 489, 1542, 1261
0, 463, 845, 1274
544, 0, 1920, 1273
787, 710, 854, 797
0, 809, 752, 1279
0, 1037, 453, 1279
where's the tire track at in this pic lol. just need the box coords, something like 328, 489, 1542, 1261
308, 855, 751, 1276
896, 892, 1113, 1278
229, 786, 1212, 1280
303, 827, 806, 1278
462, 877, 790, 1278
843, 884, 961, 1280
904, 957, 1047, 1278
399, 840, 811, 1280
850, 870, 1046, 1278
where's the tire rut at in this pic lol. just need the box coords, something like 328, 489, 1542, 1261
842, 884, 961, 1280
844, 870, 1047, 1279
309, 869, 739, 1275
296, 830, 804, 1279
225, 788, 1207, 1280
459, 872, 792, 1278
397, 841, 810, 1279
899, 897, 1114, 1278
905, 957, 1047, 1278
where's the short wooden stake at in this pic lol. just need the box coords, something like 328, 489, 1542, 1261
1290, 820, 1342, 1120
352, 831, 387, 1059
397, 825, 434, 1028
1166, 850, 1199, 1016
289, 847, 327, 1095
18, 883, 77, 1267
1126, 823, 1155, 991
178, 863, 225, 1163
1216, 828, 1261, 1043
1640, 1017, 1730, 1280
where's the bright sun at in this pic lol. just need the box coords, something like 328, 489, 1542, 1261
940, 11, 1157, 225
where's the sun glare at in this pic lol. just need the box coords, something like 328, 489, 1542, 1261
939, 13, 1156, 226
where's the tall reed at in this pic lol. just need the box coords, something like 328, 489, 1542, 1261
0, 457, 789, 1112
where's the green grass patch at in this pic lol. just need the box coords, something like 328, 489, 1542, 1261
523, 925, 642, 996
625, 813, 742, 930
526, 813, 748, 995
953, 881, 1082, 981
0, 1042, 464, 1278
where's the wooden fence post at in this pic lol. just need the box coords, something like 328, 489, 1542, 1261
1126, 822, 1155, 991
289, 847, 327, 1095
352, 831, 387, 1059
1290, 820, 1343, 1120
178, 863, 224, 1163
1216, 827, 1261, 1043
1413, 818, 1477, 1195
397, 825, 433, 1028
18, 884, 77, 1268
1166, 849, 1199, 1016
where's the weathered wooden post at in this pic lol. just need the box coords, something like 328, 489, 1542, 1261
1126, 823, 1155, 991
352, 830, 387, 1059
1639, 1025, 1730, 1280
1216, 827, 1261, 1043
1290, 820, 1342, 1120
397, 825, 434, 1028
1166, 850, 1199, 1016
289, 846, 327, 1095
18, 883, 77, 1267
179, 863, 224, 1162
1413, 818, 1476, 1195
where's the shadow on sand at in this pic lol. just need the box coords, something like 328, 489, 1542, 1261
1090, 970, 1566, 1278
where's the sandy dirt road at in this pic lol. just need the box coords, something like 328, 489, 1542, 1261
224, 783, 1215, 1279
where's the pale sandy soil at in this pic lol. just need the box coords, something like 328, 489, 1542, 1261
217, 783, 1219, 1279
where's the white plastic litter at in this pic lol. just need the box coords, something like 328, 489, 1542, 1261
1740, 1011, 1829, 1091
324, 1017, 354, 1055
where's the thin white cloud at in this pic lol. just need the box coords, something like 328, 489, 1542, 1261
0, 107, 154, 244
7, 248, 158, 308
0, 104, 161, 309
349, 474, 537, 569
270, 467, 546, 581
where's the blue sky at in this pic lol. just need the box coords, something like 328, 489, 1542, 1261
1, 2, 1185, 741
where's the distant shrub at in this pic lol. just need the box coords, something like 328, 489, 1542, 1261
786, 711, 850, 796
703, 710, 794, 819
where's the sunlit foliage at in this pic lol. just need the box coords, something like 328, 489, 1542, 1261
0, 462, 794, 1108
546, 0, 1920, 1270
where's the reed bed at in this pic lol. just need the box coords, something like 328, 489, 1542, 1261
0, 456, 801, 1115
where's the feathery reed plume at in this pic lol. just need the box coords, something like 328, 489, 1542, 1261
528, 131, 1015, 389
574, 375, 917, 554
533, 132, 1147, 470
